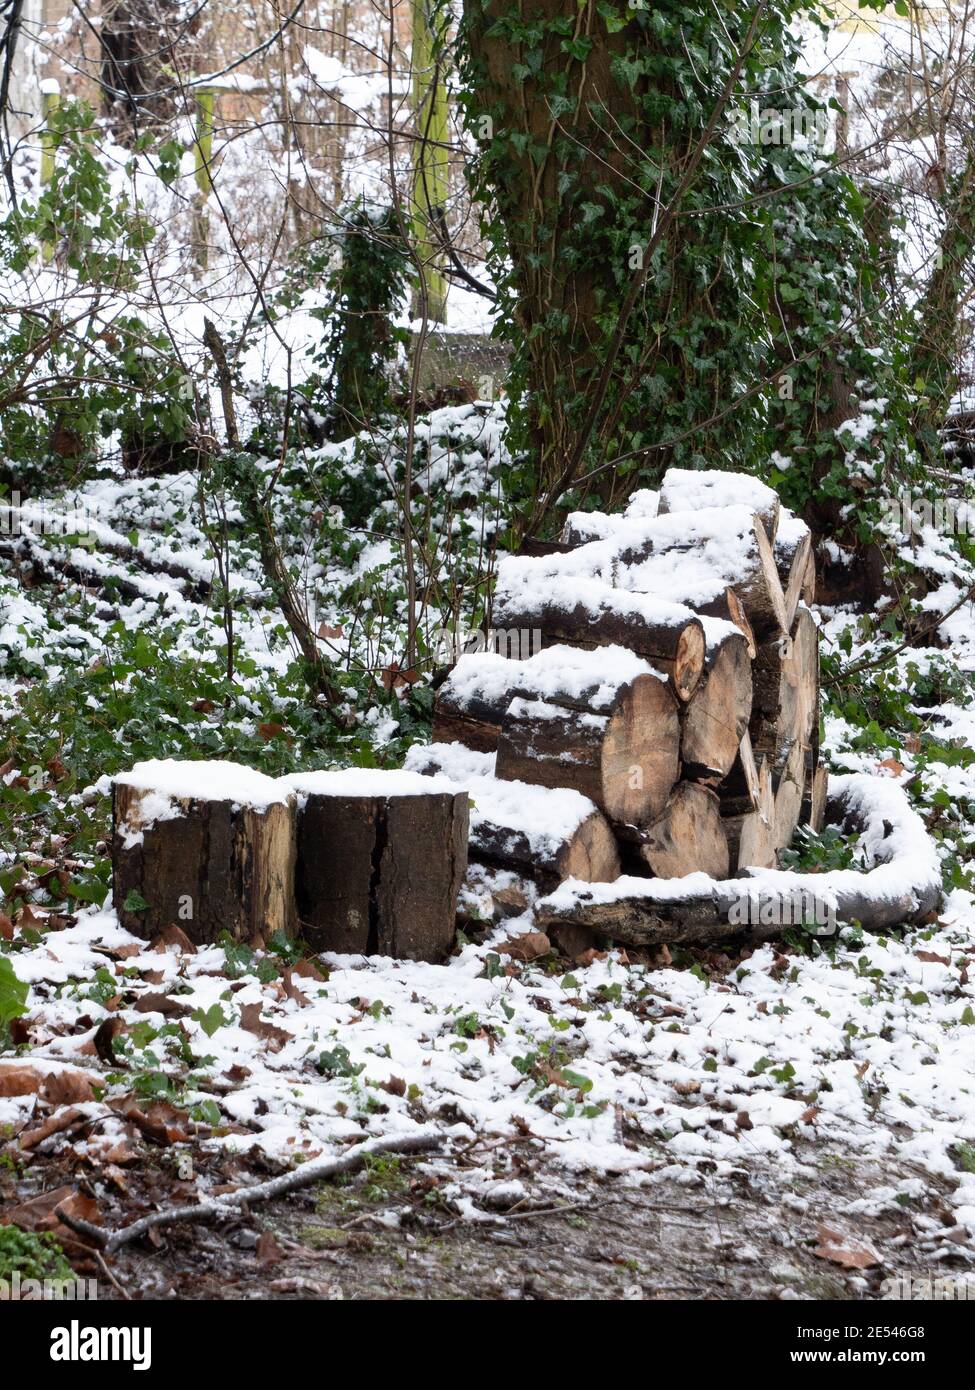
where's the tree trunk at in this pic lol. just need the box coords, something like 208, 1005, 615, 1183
113, 779, 296, 946
293, 784, 468, 961
494, 672, 680, 828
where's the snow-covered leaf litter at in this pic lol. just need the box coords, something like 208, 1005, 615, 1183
4, 869, 974, 1230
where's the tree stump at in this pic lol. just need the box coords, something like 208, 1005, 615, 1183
284, 770, 468, 962
113, 760, 296, 945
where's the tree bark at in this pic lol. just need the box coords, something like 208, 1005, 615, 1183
294, 790, 468, 962
113, 784, 296, 946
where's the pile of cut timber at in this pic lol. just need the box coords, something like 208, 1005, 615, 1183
415, 469, 824, 916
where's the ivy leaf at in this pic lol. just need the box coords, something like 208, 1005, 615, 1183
122, 888, 150, 913
0, 956, 29, 1033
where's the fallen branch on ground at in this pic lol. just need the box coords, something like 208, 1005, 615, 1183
56, 1129, 443, 1255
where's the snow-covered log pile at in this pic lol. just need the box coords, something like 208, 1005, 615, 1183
425, 470, 822, 911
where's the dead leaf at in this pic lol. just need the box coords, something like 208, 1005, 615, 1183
258, 721, 288, 743
0, 1186, 103, 1256
673, 1079, 701, 1096
0, 1065, 97, 1101
498, 931, 551, 963
134, 991, 190, 1017
94, 1017, 125, 1068
317, 622, 343, 641
878, 757, 905, 778
380, 1076, 406, 1097
192, 698, 216, 713
240, 1003, 290, 1052
154, 922, 197, 954
41, 1069, 98, 1105
812, 1223, 880, 1269
18, 1107, 86, 1151
915, 950, 950, 965
0, 911, 13, 941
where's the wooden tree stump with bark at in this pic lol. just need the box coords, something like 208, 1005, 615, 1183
113, 760, 297, 945
283, 770, 468, 962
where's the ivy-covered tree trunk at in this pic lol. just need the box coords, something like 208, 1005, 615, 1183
455, 1, 807, 534
908, 145, 975, 452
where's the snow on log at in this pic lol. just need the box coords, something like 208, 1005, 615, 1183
534, 772, 942, 944
113, 760, 296, 945
639, 782, 729, 880
495, 691, 679, 830
774, 512, 815, 628
493, 559, 706, 700
403, 741, 620, 889
614, 505, 789, 639
433, 642, 676, 754
281, 769, 468, 962
656, 467, 780, 542
680, 619, 753, 781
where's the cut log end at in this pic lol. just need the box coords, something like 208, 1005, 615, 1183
640, 783, 729, 880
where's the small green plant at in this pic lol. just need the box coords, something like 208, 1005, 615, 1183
316, 1045, 364, 1080
0, 957, 28, 1048
0, 1225, 73, 1284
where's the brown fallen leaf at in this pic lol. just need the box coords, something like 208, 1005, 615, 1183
111, 1097, 189, 1145
915, 950, 950, 966
18, 1107, 87, 1151
41, 1069, 99, 1105
0, 1064, 97, 1101
380, 1075, 407, 1097
673, 1079, 701, 1096
94, 1017, 126, 1068
574, 948, 607, 967
0, 1186, 103, 1258
291, 957, 326, 982
498, 931, 551, 963
258, 721, 288, 743
153, 921, 197, 954
134, 991, 190, 1017
240, 1003, 290, 1052
0, 911, 13, 941
812, 1223, 881, 1269
878, 757, 905, 778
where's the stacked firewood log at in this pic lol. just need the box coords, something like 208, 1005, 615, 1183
408, 469, 824, 910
